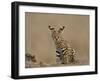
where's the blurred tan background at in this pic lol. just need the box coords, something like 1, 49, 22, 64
25, 12, 89, 67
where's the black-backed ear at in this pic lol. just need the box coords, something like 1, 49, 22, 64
58, 26, 66, 33
60, 26, 65, 30
48, 26, 54, 30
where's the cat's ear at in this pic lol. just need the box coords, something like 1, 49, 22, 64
58, 26, 66, 33
48, 26, 54, 30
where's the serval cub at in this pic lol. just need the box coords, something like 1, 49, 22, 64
48, 26, 76, 64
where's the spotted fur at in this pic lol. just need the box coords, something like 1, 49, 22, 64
48, 26, 76, 64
